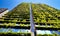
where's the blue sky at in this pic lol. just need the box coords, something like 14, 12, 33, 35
0, 0, 60, 10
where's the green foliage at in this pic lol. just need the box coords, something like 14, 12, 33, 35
0, 3, 60, 35
32, 4, 60, 28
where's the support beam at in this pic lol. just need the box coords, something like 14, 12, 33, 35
30, 3, 36, 36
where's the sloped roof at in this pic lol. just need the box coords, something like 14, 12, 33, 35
0, 8, 8, 14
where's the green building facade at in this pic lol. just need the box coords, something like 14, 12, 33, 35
0, 3, 60, 36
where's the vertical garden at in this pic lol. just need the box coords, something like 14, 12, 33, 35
0, 3, 60, 36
